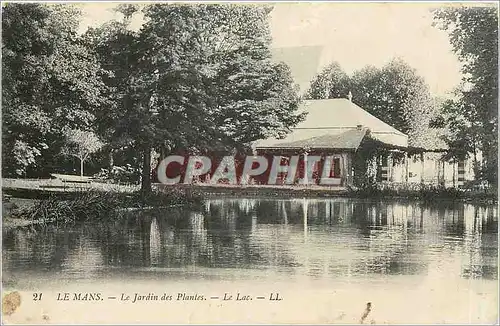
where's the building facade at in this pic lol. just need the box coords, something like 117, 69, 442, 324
253, 98, 477, 188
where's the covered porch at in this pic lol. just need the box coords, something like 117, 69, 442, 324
254, 128, 371, 187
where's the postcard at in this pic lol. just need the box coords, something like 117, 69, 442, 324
2, 1, 498, 324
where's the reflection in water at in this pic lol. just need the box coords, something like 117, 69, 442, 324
303, 198, 308, 241
149, 218, 161, 266
2, 198, 498, 282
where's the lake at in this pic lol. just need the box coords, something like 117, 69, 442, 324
2, 197, 498, 324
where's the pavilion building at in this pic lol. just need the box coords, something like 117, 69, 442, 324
252, 98, 475, 188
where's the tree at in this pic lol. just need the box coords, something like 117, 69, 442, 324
305, 62, 351, 100
62, 129, 104, 177
306, 58, 437, 147
88, 4, 304, 193
84, 5, 150, 188
137, 4, 304, 149
351, 59, 437, 147
84, 7, 142, 167
2, 3, 107, 176
430, 95, 482, 165
433, 6, 498, 185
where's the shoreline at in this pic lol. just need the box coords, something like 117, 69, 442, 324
2, 203, 189, 231
2, 183, 496, 231
156, 183, 497, 206
3, 217, 56, 232
3, 182, 497, 201
2, 183, 497, 204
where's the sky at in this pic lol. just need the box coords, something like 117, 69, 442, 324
269, 2, 464, 96
77, 2, 496, 97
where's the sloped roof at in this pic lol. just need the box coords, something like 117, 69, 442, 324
271, 46, 323, 94
266, 128, 368, 150
254, 98, 408, 149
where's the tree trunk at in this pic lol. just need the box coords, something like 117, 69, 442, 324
141, 146, 152, 194
80, 159, 84, 178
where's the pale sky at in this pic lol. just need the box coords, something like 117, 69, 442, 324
269, 2, 464, 96
76, 2, 497, 97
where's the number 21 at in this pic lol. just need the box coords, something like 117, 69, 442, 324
33, 293, 43, 301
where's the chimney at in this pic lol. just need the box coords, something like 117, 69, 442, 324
347, 91, 353, 102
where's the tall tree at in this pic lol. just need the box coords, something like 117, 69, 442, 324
84, 5, 142, 168
87, 4, 304, 192
306, 58, 437, 147
138, 4, 304, 149
138, 4, 304, 191
433, 6, 498, 185
351, 59, 437, 147
305, 62, 351, 100
2, 3, 106, 176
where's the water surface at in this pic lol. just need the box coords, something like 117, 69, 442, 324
2, 198, 498, 324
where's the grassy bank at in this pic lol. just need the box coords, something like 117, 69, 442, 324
4, 188, 204, 229
155, 183, 497, 203
3, 181, 496, 230
4, 179, 496, 203
156, 183, 351, 198
351, 183, 497, 204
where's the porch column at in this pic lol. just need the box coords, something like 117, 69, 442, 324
457, 160, 466, 186
420, 152, 425, 185
453, 162, 456, 187
381, 154, 389, 182
319, 154, 326, 185
303, 197, 308, 240
440, 160, 445, 187
340, 153, 346, 186
346, 153, 353, 187
303, 148, 309, 186
405, 152, 409, 183
388, 154, 393, 182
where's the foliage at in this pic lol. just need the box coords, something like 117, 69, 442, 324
83, 15, 141, 150
351, 133, 408, 187
93, 165, 141, 184
352, 182, 497, 203
11, 191, 125, 223
3, 3, 304, 192
61, 129, 104, 177
135, 4, 304, 151
87, 4, 305, 192
351, 59, 437, 147
306, 59, 438, 147
430, 97, 479, 162
304, 62, 351, 100
432, 7, 498, 186
2, 3, 107, 176
61, 129, 104, 176
11, 189, 204, 223
11, 140, 43, 176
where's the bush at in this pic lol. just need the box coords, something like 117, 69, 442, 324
93, 164, 140, 184
11, 191, 125, 223
11, 188, 205, 223
352, 182, 496, 202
